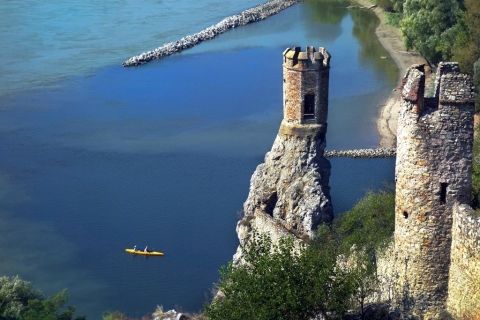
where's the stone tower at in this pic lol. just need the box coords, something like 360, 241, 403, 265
281, 46, 330, 139
394, 63, 475, 318
234, 46, 333, 262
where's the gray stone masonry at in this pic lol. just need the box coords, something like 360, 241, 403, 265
447, 204, 480, 318
393, 63, 475, 319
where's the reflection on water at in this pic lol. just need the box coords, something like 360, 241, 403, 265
306, 0, 349, 25
0, 0, 398, 318
351, 8, 399, 84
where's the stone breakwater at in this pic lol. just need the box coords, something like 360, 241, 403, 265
324, 148, 396, 158
123, 0, 300, 67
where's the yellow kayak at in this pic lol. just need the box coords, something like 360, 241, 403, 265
125, 248, 164, 256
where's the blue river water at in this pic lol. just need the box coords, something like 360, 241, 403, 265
0, 0, 397, 318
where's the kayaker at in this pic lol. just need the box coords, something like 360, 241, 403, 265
133, 245, 137, 251
144, 245, 148, 253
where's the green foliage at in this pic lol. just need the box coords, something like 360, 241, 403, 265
205, 234, 353, 320
331, 191, 394, 317
401, 0, 463, 64
386, 12, 402, 27
0, 276, 84, 320
336, 191, 395, 255
386, 0, 479, 74
102, 311, 129, 320
452, 0, 480, 73
0, 276, 42, 319
206, 191, 396, 320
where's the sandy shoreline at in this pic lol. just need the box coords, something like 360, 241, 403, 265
353, 0, 428, 147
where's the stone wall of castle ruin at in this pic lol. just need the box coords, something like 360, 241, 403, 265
447, 204, 480, 319
393, 63, 475, 318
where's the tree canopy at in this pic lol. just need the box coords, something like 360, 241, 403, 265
0, 276, 84, 320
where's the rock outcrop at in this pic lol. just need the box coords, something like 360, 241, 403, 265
235, 129, 333, 259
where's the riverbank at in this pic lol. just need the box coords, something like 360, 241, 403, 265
353, 0, 429, 147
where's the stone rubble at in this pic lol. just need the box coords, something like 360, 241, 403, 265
152, 306, 190, 320
123, 0, 300, 67
324, 148, 396, 158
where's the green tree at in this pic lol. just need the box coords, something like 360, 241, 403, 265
336, 191, 395, 255
205, 234, 353, 320
452, 0, 480, 73
205, 191, 396, 320
401, 0, 462, 63
0, 276, 84, 320
331, 191, 395, 319
0, 276, 42, 319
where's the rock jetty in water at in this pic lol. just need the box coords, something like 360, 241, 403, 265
324, 148, 396, 158
123, 0, 300, 67
235, 47, 333, 262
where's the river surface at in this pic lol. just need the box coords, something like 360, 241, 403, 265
0, 0, 397, 318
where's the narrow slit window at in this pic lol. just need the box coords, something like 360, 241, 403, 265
440, 183, 448, 204
303, 94, 315, 120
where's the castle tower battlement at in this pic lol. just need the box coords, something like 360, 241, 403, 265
394, 62, 475, 318
280, 47, 330, 139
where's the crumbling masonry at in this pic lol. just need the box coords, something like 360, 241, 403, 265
393, 63, 478, 319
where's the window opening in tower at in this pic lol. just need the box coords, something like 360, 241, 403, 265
303, 94, 315, 120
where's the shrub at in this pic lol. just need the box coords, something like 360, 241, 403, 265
386, 12, 402, 27
205, 191, 396, 320
205, 234, 353, 320
335, 191, 395, 255
0, 276, 84, 320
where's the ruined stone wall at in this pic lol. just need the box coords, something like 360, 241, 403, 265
393, 63, 475, 318
447, 204, 480, 319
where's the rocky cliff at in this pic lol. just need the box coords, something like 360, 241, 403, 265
234, 124, 333, 262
